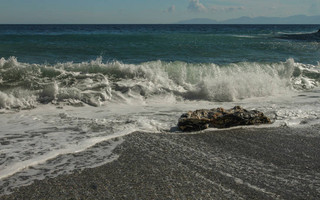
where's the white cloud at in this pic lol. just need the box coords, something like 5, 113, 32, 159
188, 0, 207, 12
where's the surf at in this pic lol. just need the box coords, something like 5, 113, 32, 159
0, 57, 319, 110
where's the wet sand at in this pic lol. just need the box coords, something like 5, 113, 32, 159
2, 126, 320, 199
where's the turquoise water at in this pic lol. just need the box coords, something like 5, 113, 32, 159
0, 24, 319, 64
0, 24, 320, 108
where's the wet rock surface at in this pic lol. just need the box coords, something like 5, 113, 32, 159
178, 106, 271, 131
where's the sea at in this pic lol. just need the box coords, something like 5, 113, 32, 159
1, 24, 320, 194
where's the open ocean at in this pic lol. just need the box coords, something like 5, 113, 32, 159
1, 24, 320, 195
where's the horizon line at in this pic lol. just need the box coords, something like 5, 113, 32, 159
0, 23, 320, 25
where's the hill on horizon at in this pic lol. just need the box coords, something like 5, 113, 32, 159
177, 15, 320, 24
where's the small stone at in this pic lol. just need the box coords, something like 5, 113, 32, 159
90, 183, 98, 190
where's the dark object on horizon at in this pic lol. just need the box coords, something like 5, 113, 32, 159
178, 106, 271, 132
277, 29, 320, 41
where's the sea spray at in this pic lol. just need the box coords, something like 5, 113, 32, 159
0, 57, 319, 109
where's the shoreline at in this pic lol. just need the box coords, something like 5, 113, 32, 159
2, 126, 320, 199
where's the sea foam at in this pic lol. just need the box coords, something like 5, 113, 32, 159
0, 57, 319, 109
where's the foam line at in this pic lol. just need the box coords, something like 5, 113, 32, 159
0, 130, 134, 180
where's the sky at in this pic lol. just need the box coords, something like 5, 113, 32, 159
0, 0, 319, 24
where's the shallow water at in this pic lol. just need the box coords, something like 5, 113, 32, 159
1, 91, 320, 194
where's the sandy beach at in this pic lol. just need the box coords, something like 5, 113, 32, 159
2, 125, 320, 200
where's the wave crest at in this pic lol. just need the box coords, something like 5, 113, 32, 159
0, 57, 319, 109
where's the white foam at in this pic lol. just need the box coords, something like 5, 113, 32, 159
0, 129, 131, 180
231, 34, 257, 38
0, 91, 37, 109
40, 81, 59, 100
1, 86, 320, 194
0, 57, 320, 109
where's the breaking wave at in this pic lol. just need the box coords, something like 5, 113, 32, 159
0, 57, 319, 109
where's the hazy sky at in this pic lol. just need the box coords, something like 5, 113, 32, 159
0, 0, 319, 24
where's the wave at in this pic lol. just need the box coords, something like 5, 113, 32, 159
276, 30, 320, 41
0, 57, 319, 109
230, 35, 258, 38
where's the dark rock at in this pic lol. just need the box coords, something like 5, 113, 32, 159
178, 106, 271, 131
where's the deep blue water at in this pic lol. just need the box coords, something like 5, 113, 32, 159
0, 24, 319, 64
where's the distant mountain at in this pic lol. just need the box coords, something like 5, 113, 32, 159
177, 15, 320, 24
222, 15, 320, 24
177, 18, 218, 24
